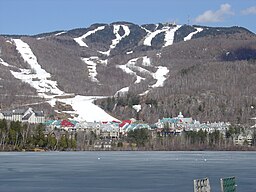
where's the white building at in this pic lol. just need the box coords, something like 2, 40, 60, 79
0, 108, 45, 124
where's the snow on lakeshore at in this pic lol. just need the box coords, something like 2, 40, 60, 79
99, 25, 130, 56
184, 27, 203, 41
74, 26, 105, 47
48, 95, 119, 122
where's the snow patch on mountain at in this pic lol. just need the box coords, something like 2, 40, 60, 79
127, 58, 151, 75
10, 39, 118, 122
137, 65, 169, 96
99, 25, 130, 56
139, 90, 150, 96
81, 56, 108, 83
114, 87, 129, 97
143, 27, 168, 46
55, 31, 66, 36
12, 39, 64, 95
164, 25, 182, 47
117, 57, 150, 84
117, 64, 145, 84
126, 50, 133, 54
143, 25, 181, 47
151, 66, 169, 88
117, 55, 170, 90
0, 58, 11, 67
6, 40, 13, 44
117, 56, 169, 87
81, 57, 98, 83
48, 95, 119, 122
133, 104, 141, 112
141, 26, 151, 33
142, 56, 151, 66
74, 26, 105, 47
184, 27, 203, 41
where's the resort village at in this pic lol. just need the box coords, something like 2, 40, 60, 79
0, 107, 255, 151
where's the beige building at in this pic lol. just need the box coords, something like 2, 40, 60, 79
234, 133, 253, 146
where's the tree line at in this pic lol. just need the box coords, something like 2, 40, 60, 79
124, 124, 256, 151
0, 119, 76, 151
1, 119, 256, 151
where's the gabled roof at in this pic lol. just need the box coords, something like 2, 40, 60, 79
34, 111, 44, 117
12, 109, 27, 115
61, 120, 75, 127
43, 120, 56, 126
1, 108, 45, 117
160, 118, 178, 124
119, 120, 132, 127
124, 123, 151, 131
22, 113, 33, 120
1, 111, 12, 116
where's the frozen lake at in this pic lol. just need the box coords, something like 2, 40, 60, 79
0, 151, 255, 192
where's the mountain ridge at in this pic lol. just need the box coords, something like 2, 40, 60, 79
0, 22, 256, 124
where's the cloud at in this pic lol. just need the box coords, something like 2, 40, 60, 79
195, 3, 234, 23
241, 6, 256, 15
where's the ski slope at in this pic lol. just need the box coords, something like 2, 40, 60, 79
184, 27, 203, 41
48, 96, 119, 122
12, 39, 64, 96
74, 26, 105, 47
143, 25, 181, 47
99, 24, 130, 56
10, 39, 118, 122
164, 25, 182, 47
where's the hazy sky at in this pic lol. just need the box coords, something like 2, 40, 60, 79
0, 0, 255, 35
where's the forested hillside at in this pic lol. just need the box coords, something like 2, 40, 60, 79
0, 22, 256, 124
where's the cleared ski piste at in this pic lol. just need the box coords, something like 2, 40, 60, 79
11, 39, 118, 122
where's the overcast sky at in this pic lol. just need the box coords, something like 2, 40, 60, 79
0, 0, 255, 35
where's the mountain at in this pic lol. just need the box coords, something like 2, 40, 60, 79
0, 22, 256, 124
